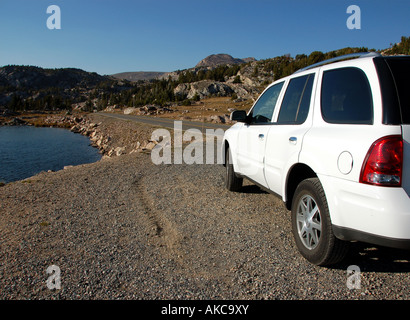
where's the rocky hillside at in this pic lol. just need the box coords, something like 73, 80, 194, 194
196, 54, 256, 68
0, 65, 131, 111
111, 54, 255, 82
0, 65, 109, 89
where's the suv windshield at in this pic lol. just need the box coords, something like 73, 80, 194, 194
385, 57, 410, 124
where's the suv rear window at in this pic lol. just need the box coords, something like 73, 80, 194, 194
384, 57, 410, 124
277, 74, 314, 124
321, 67, 373, 124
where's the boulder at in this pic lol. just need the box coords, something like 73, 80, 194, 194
174, 80, 234, 100
70, 125, 81, 133
114, 147, 126, 156
123, 107, 137, 115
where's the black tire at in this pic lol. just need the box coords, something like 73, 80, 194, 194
291, 178, 349, 266
225, 147, 243, 192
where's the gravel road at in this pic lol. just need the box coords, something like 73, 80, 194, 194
1, 114, 410, 300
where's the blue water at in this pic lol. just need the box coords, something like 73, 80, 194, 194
0, 126, 102, 183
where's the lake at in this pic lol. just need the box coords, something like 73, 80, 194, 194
0, 126, 102, 183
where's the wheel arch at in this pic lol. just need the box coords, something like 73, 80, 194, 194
285, 163, 317, 210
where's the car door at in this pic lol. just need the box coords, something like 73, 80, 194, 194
236, 81, 284, 188
264, 73, 316, 196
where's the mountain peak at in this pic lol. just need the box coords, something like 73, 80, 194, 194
196, 54, 256, 68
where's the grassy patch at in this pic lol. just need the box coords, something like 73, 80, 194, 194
153, 97, 253, 121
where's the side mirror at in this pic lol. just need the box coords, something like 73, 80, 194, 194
230, 110, 247, 122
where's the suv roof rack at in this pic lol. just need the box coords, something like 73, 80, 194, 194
293, 52, 382, 74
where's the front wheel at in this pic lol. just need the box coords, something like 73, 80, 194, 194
291, 178, 349, 266
225, 147, 243, 191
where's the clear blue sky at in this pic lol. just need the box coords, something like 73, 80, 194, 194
0, 0, 408, 75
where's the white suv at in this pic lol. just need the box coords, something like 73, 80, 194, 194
222, 52, 410, 266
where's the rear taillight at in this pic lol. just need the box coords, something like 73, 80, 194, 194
360, 135, 403, 187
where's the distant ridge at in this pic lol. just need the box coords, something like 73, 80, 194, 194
0, 65, 111, 89
110, 53, 257, 81
111, 71, 166, 82
196, 54, 256, 68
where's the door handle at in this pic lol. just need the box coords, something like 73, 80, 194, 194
258, 134, 265, 140
289, 137, 297, 144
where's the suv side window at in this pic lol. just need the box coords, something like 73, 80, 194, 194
277, 74, 314, 124
321, 67, 373, 124
249, 82, 284, 124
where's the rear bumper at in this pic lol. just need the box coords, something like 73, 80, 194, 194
333, 225, 410, 250
319, 174, 410, 248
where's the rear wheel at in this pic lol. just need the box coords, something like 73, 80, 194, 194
225, 147, 243, 191
291, 178, 349, 266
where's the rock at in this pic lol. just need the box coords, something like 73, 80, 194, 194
96, 138, 104, 148
104, 106, 116, 112
174, 80, 234, 100
114, 147, 126, 156
206, 114, 233, 124
130, 141, 141, 154
138, 140, 159, 152
107, 149, 115, 157
6, 117, 27, 126
123, 107, 137, 115
144, 142, 156, 150
174, 83, 190, 99
208, 115, 226, 123
158, 106, 172, 113
70, 125, 81, 133
144, 105, 158, 112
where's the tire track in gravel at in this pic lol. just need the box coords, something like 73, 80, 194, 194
133, 171, 186, 264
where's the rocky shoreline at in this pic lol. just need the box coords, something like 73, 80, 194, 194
1, 112, 160, 160
70, 114, 161, 157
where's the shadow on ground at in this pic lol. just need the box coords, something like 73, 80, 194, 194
331, 242, 410, 273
